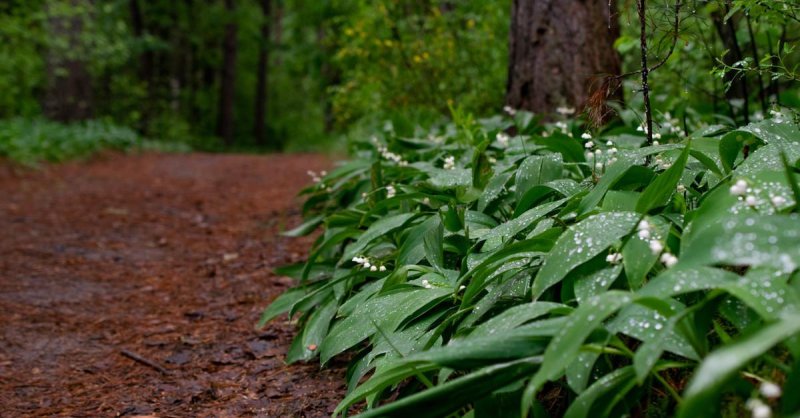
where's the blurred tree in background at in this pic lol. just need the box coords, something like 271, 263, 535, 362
0, 0, 797, 155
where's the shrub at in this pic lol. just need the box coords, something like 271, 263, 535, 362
264, 108, 800, 417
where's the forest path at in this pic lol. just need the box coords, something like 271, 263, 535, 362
0, 153, 346, 417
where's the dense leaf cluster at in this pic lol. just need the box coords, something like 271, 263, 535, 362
264, 110, 800, 417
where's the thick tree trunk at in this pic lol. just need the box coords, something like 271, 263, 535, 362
505, 0, 620, 117
218, 0, 238, 145
254, 0, 271, 147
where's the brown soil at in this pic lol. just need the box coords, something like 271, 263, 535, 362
0, 153, 347, 417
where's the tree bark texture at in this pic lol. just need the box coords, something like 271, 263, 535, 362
218, 0, 238, 145
506, 0, 621, 116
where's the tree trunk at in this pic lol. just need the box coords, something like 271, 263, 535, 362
253, 0, 271, 147
218, 0, 238, 145
505, 0, 620, 117
712, 7, 750, 123
43, 0, 94, 122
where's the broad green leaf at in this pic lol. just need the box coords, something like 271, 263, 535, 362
282, 214, 324, 237
320, 288, 450, 364
355, 358, 541, 418
576, 157, 634, 216
342, 213, 417, 262
563, 366, 636, 418
287, 295, 338, 363
515, 154, 563, 203
532, 212, 639, 300
678, 314, 800, 418
522, 291, 635, 416
636, 143, 690, 213
258, 286, 307, 327
424, 217, 444, 272
681, 213, 800, 272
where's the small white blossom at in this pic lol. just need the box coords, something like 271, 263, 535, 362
745, 195, 759, 207
496, 132, 510, 146
595, 162, 604, 170
503, 105, 517, 116
760, 382, 782, 399
556, 106, 575, 115
584, 141, 595, 149
459, 285, 466, 291
653, 140, 660, 146
730, 179, 748, 196
581, 132, 593, 140
638, 229, 651, 240
594, 149, 602, 155
386, 185, 396, 199
606, 253, 623, 264
660, 252, 678, 267
443, 155, 456, 170
607, 147, 618, 155
677, 184, 686, 193
771, 195, 787, 207
585, 151, 594, 160
649, 240, 664, 255
370, 265, 378, 272
379, 265, 387, 272
746, 399, 773, 418
653, 132, 662, 140
606, 140, 614, 146
637, 220, 651, 231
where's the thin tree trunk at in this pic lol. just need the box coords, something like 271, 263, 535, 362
43, 0, 94, 122
712, 7, 750, 123
505, 0, 621, 117
254, 0, 271, 147
218, 0, 238, 145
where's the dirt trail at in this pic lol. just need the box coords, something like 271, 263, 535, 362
0, 153, 346, 417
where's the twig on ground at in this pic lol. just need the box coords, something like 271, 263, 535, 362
120, 349, 170, 375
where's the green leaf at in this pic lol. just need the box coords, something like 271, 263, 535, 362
424, 217, 445, 272
342, 213, 417, 262
282, 215, 324, 237
681, 213, 800, 272
320, 288, 450, 364
287, 295, 338, 363
636, 143, 691, 213
532, 212, 640, 300
515, 154, 563, 203
678, 314, 800, 418
258, 286, 307, 328
522, 291, 635, 416
563, 366, 636, 418
354, 358, 542, 418
576, 157, 634, 216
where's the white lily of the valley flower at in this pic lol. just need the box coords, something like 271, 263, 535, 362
443, 155, 456, 170
745, 195, 759, 207
771, 195, 787, 207
760, 382, 782, 399
496, 132, 510, 146
677, 184, 686, 193
649, 240, 664, 255
606, 253, 623, 264
638, 229, 651, 240
730, 179, 748, 196
660, 252, 678, 267
556, 106, 575, 115
581, 132, 592, 140
584, 141, 595, 149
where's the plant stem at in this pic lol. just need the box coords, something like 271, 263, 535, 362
637, 0, 654, 145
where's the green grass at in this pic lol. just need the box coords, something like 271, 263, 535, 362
264, 108, 800, 417
0, 118, 190, 164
